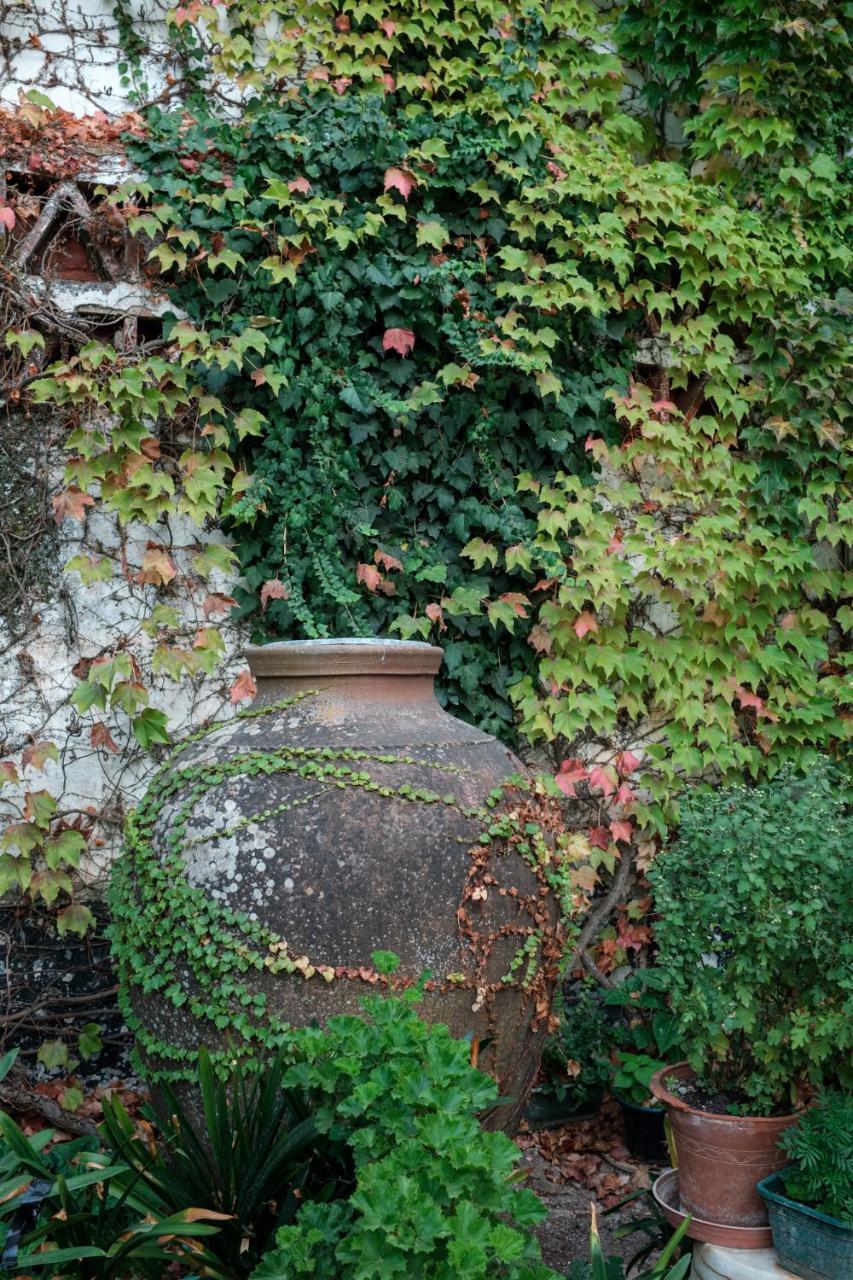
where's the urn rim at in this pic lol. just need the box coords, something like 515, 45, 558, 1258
246, 637, 444, 678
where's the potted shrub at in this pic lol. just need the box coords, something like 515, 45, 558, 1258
524, 984, 612, 1129
646, 764, 852, 1228
757, 1090, 853, 1280
606, 972, 682, 1163
612, 1052, 670, 1164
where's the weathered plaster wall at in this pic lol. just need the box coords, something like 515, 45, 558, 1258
1, 0, 169, 113
1, 0, 249, 877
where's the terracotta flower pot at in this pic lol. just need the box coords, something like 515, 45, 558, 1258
116, 639, 564, 1132
650, 1062, 800, 1227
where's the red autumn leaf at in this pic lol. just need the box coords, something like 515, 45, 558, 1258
615, 750, 640, 776
614, 782, 635, 808
573, 611, 598, 639
202, 593, 238, 619
334, 13, 350, 30
90, 722, 119, 753
139, 437, 161, 459
260, 579, 289, 611
179, 156, 198, 172
607, 531, 624, 554
554, 758, 587, 798
0, 206, 15, 232
250, 368, 267, 386
425, 602, 445, 630
780, 611, 797, 630
383, 167, 416, 201
288, 176, 312, 195
21, 741, 58, 771
379, 19, 396, 35
528, 624, 553, 655
230, 670, 257, 705
52, 486, 94, 523
356, 562, 383, 592
588, 826, 611, 850
373, 549, 403, 572
382, 327, 415, 357
609, 819, 633, 844
0, 761, 19, 783
588, 764, 617, 798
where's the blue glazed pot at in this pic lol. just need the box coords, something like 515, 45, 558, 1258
757, 1169, 853, 1280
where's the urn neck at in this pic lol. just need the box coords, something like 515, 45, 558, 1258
246, 639, 443, 711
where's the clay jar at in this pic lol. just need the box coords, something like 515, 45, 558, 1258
136, 639, 560, 1131
650, 1062, 800, 1228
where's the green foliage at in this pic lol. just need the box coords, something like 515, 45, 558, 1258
612, 1054, 667, 1109
647, 762, 853, 1113
100, 1046, 352, 1277
540, 985, 614, 1103
780, 1090, 853, 1225
123, 48, 628, 736
605, 973, 682, 1103
251, 993, 556, 1280
616, 0, 852, 163
0, 1054, 223, 1279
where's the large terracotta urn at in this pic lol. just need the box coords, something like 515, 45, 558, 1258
112, 639, 563, 1131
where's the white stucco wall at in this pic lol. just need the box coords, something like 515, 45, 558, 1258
0, 0, 170, 114
1, 0, 249, 876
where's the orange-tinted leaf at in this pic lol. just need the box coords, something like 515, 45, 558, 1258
202, 593, 238, 618
52, 486, 94, 523
356, 563, 383, 592
574, 611, 598, 639
21, 741, 58, 771
230, 670, 257, 704
138, 548, 177, 586
90, 722, 119, 753
373, 549, 402, 572
260, 579, 289, 611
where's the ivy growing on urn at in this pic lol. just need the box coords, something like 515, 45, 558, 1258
110, 690, 592, 1084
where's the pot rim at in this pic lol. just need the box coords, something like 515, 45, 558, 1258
613, 1088, 664, 1115
649, 1061, 801, 1123
246, 638, 443, 678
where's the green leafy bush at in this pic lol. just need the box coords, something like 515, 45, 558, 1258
780, 1091, 853, 1225
647, 763, 853, 1113
253, 991, 556, 1280
540, 985, 614, 1103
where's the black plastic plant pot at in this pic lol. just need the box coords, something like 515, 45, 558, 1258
757, 1170, 852, 1280
523, 1084, 603, 1130
614, 1091, 669, 1163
